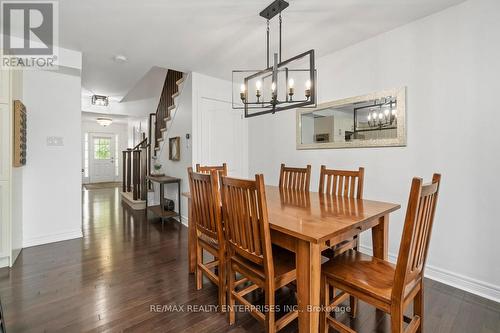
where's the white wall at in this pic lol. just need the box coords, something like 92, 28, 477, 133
22, 69, 83, 247
192, 72, 249, 178
127, 117, 149, 148
247, 0, 500, 301
81, 121, 128, 183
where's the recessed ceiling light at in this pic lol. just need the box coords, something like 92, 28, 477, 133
113, 55, 128, 63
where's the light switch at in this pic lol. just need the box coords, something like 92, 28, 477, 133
46, 136, 64, 146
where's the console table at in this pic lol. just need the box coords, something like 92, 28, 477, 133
146, 175, 181, 224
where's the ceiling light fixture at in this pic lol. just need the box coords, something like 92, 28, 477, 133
96, 117, 113, 127
91, 94, 109, 107
232, 0, 317, 117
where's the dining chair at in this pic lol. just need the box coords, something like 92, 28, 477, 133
319, 165, 365, 316
319, 166, 365, 255
187, 167, 227, 308
221, 174, 298, 333
279, 163, 311, 191
196, 163, 228, 177
320, 174, 441, 333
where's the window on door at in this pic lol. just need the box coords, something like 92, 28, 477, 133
94, 137, 111, 160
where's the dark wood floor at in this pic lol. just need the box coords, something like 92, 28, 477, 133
0, 187, 498, 332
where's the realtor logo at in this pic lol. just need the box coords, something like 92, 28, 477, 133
1, 1, 58, 69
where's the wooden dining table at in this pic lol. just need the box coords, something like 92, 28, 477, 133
183, 186, 400, 332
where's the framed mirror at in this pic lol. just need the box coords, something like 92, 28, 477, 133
296, 87, 406, 149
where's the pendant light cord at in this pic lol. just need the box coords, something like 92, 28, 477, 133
266, 19, 270, 68
279, 12, 282, 63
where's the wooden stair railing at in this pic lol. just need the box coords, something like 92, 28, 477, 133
153, 70, 184, 155
121, 69, 184, 204
122, 135, 149, 201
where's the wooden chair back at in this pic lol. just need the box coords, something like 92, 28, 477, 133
393, 174, 441, 300
319, 165, 365, 199
187, 167, 224, 245
279, 163, 311, 191
220, 174, 273, 275
195, 163, 228, 177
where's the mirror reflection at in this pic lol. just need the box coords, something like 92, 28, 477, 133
297, 88, 406, 149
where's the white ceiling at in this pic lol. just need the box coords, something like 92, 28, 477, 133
58, 0, 466, 108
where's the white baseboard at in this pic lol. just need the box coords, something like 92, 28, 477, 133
0, 256, 9, 268
359, 245, 500, 303
23, 229, 83, 248
171, 215, 188, 227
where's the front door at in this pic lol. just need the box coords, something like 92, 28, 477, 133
90, 134, 115, 183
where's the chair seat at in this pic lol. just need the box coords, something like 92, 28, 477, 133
232, 245, 296, 288
322, 249, 396, 304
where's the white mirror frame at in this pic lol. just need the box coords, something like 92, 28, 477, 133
296, 87, 407, 150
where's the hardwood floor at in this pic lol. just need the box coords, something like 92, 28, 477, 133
0, 187, 498, 332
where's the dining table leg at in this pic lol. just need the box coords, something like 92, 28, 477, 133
187, 197, 196, 274
372, 214, 389, 260
296, 239, 321, 332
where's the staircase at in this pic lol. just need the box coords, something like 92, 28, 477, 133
121, 69, 185, 210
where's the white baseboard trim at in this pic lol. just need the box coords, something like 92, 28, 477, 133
23, 229, 83, 248
180, 215, 188, 227
359, 245, 500, 303
171, 215, 189, 227
0, 256, 9, 268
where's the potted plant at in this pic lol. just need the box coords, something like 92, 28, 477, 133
152, 156, 163, 176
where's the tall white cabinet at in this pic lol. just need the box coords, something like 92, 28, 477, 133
0, 69, 23, 267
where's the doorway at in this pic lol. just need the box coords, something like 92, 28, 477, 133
198, 98, 249, 178
89, 133, 116, 183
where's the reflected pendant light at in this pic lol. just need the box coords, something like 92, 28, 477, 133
232, 0, 317, 117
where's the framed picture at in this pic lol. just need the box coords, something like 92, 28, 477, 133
169, 136, 180, 161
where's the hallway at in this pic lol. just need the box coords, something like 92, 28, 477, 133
0, 187, 236, 332
0, 188, 498, 332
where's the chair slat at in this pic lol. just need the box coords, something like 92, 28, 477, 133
279, 163, 311, 191
319, 166, 365, 200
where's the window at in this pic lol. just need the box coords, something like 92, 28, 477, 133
84, 133, 89, 177
94, 137, 111, 160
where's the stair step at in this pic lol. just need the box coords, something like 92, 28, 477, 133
168, 104, 176, 111
160, 128, 167, 132
155, 147, 160, 151
176, 76, 185, 86
157, 138, 164, 142
172, 91, 180, 99
164, 117, 170, 122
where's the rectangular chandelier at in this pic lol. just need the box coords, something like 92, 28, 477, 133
91, 94, 109, 107
232, 0, 317, 118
